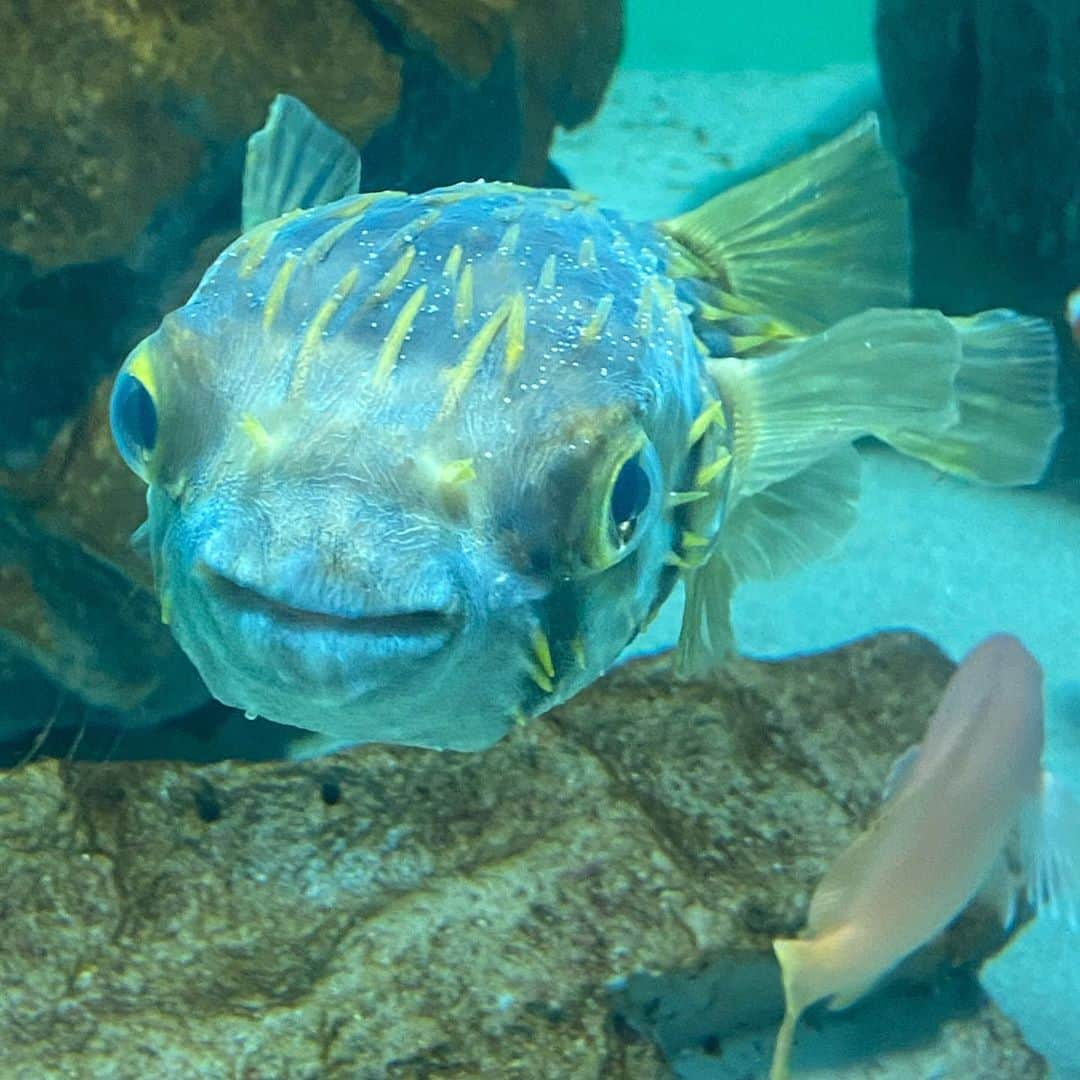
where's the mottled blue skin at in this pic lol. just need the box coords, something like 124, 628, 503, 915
116, 183, 724, 749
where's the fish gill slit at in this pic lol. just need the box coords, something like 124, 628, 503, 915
372, 283, 429, 390
288, 267, 360, 397
440, 297, 513, 416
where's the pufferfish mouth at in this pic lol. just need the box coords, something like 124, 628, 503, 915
199, 567, 462, 642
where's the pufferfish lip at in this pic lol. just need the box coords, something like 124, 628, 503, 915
198, 565, 462, 646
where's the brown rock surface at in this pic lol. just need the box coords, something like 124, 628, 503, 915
0, 635, 1046, 1078
1, 0, 621, 272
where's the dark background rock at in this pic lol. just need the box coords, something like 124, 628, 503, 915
875, 0, 1080, 493
0, 0, 623, 732
0, 635, 1047, 1077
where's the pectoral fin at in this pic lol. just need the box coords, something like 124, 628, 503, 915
1020, 771, 1080, 929
674, 447, 861, 675
881, 743, 922, 804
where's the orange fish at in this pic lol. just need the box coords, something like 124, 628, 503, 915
769, 634, 1080, 1080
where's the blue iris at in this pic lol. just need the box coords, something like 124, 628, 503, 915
110, 373, 158, 472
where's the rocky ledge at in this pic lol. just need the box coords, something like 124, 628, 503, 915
0, 634, 1045, 1077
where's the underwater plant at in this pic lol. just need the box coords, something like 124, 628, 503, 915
108, 95, 1061, 752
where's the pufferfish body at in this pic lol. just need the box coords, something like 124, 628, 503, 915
110, 96, 1062, 751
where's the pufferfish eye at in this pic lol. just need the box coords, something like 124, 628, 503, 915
575, 439, 661, 571
110, 372, 159, 478
610, 454, 652, 544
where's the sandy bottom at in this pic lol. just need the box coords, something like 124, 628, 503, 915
555, 65, 1080, 1079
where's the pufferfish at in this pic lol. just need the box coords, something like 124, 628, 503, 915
108, 95, 1062, 752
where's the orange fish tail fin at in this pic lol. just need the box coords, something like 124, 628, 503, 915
770, 937, 819, 1080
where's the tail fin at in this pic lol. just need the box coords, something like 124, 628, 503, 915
658, 114, 910, 335
678, 306, 1061, 675
242, 94, 363, 231
770, 938, 817, 1080
884, 310, 1062, 485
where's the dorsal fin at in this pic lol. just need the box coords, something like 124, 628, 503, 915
659, 114, 910, 334
242, 94, 363, 231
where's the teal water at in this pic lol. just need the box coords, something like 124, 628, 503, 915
624, 0, 874, 71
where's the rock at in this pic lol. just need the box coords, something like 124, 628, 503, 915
0, 0, 622, 464
875, 0, 1080, 490
0, 0, 622, 730
0, 635, 1046, 1077
877, 0, 1080, 276
0, 377, 208, 734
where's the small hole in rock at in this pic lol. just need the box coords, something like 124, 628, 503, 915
194, 788, 222, 823
320, 780, 342, 806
